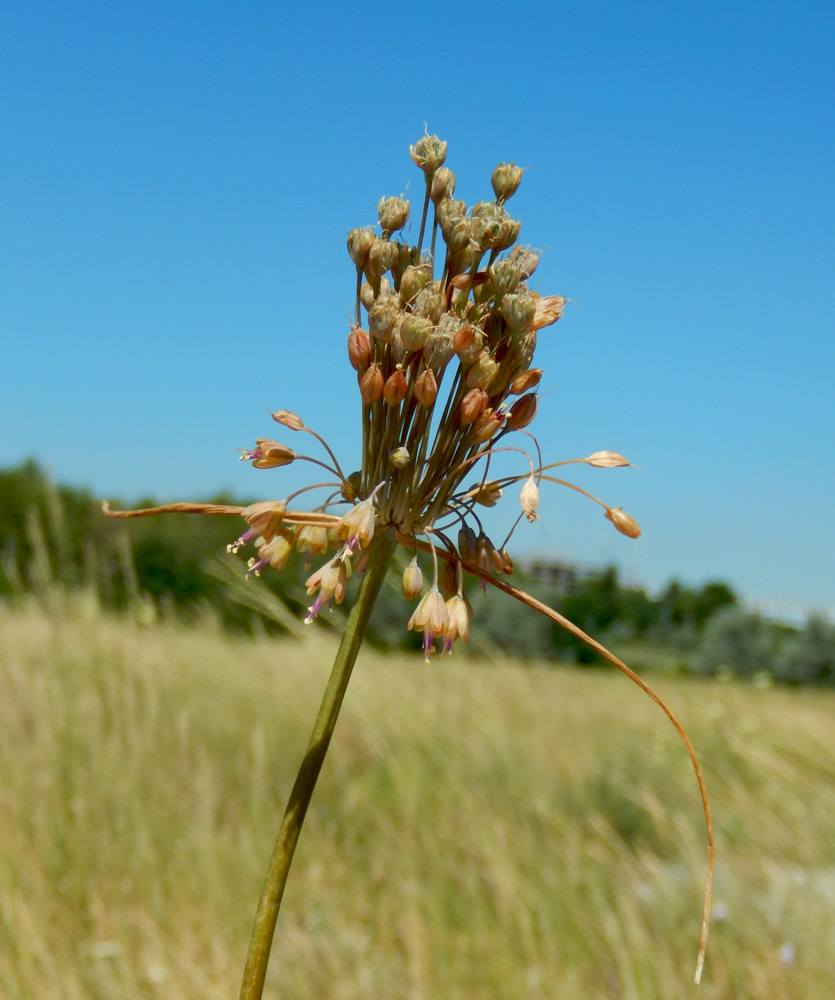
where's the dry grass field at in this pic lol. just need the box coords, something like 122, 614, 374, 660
1, 594, 833, 999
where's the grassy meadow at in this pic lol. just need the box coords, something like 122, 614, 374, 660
1, 595, 834, 999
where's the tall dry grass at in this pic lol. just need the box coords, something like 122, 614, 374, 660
1, 596, 833, 999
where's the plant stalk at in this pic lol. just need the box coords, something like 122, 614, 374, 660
238, 528, 398, 1000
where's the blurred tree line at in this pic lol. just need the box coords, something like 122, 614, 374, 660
2, 461, 832, 683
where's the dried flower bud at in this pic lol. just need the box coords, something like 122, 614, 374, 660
502, 292, 537, 331
459, 387, 488, 425
347, 325, 371, 371
430, 167, 456, 204
359, 362, 384, 403
445, 217, 473, 254
414, 367, 438, 406
271, 409, 305, 431
452, 322, 476, 354
491, 162, 524, 203
360, 281, 376, 312
520, 477, 540, 522
508, 245, 539, 279
423, 328, 455, 371
347, 227, 375, 268
435, 198, 466, 235
241, 439, 296, 469
455, 324, 483, 366
368, 296, 398, 341
402, 555, 424, 600
377, 195, 410, 236
409, 134, 447, 174
529, 294, 566, 330
587, 451, 633, 468
399, 264, 430, 305
510, 368, 543, 394
505, 393, 538, 430
414, 283, 445, 324
498, 548, 514, 575
605, 507, 642, 538
491, 258, 521, 297
400, 314, 433, 352
458, 525, 478, 563
383, 369, 408, 406
390, 446, 410, 468
495, 216, 521, 251
365, 237, 397, 279
465, 351, 499, 392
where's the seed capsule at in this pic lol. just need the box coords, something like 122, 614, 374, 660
510, 368, 543, 394
383, 370, 408, 406
605, 507, 642, 538
409, 134, 447, 174
491, 162, 524, 203
359, 363, 384, 403
347, 325, 371, 372
377, 195, 410, 236
414, 368, 438, 406
505, 393, 538, 431
460, 387, 488, 425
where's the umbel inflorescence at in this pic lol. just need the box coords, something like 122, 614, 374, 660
104, 133, 712, 993
187, 134, 640, 659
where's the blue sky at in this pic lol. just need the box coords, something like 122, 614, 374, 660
2, 1, 833, 615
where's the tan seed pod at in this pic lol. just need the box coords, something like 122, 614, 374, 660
460, 387, 488, 425
587, 450, 632, 468
510, 368, 543, 394
505, 393, 538, 430
271, 409, 305, 431
491, 162, 524, 203
359, 363, 384, 403
414, 368, 438, 406
377, 195, 410, 236
465, 351, 499, 392
347, 325, 371, 372
430, 167, 456, 204
409, 134, 447, 174
605, 507, 642, 538
347, 227, 375, 268
383, 370, 408, 406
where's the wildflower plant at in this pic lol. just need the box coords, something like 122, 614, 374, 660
105, 133, 713, 996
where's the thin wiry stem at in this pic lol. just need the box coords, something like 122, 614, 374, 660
401, 531, 713, 985
238, 529, 397, 1000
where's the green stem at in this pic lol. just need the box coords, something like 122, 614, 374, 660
238, 529, 398, 1000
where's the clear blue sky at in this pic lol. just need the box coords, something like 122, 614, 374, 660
2, 1, 833, 616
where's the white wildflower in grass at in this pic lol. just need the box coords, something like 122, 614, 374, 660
104, 133, 714, 997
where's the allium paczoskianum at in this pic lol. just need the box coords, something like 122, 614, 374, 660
103, 132, 712, 995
